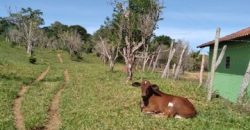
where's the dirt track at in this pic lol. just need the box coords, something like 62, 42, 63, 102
13, 66, 50, 130
45, 54, 69, 130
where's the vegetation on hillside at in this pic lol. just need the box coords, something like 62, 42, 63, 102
1, 39, 250, 130
1, 0, 249, 129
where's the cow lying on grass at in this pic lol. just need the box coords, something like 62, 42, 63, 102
132, 80, 197, 118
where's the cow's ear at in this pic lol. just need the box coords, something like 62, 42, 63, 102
132, 82, 141, 87
151, 84, 159, 91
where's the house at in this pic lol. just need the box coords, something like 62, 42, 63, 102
198, 27, 250, 102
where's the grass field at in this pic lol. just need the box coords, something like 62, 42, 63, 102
1, 39, 250, 130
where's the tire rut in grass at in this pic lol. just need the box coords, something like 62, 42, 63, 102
45, 69, 69, 130
45, 54, 68, 130
13, 86, 27, 130
13, 66, 50, 130
57, 54, 63, 63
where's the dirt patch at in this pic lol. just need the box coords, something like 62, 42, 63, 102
13, 86, 27, 130
57, 54, 63, 63
44, 86, 64, 130
35, 66, 50, 83
45, 55, 68, 130
45, 69, 69, 130
64, 70, 69, 83
13, 66, 50, 130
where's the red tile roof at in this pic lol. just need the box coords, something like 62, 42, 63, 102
197, 27, 250, 48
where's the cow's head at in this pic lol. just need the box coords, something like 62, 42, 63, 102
132, 80, 159, 98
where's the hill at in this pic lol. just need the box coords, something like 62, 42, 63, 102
0, 39, 250, 129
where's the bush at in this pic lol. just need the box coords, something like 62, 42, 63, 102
29, 56, 37, 64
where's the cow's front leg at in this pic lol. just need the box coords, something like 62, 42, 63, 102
162, 107, 176, 117
141, 106, 155, 114
139, 100, 145, 112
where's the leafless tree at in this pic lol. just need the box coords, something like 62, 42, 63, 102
59, 30, 83, 57
7, 28, 23, 46
8, 8, 44, 56
116, 0, 162, 81
98, 36, 120, 71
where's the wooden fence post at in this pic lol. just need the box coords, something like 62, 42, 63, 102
161, 40, 175, 78
152, 46, 162, 72
205, 45, 227, 87
198, 54, 205, 88
172, 63, 176, 76
237, 61, 250, 104
174, 45, 187, 80
207, 28, 220, 101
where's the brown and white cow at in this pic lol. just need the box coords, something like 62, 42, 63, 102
132, 80, 197, 118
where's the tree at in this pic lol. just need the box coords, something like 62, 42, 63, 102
0, 17, 14, 37
93, 15, 122, 71
8, 7, 44, 56
152, 35, 171, 46
59, 30, 83, 58
113, 0, 162, 81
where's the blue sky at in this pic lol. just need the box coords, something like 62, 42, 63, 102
0, 0, 250, 53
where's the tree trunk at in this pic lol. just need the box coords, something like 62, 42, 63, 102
198, 54, 205, 88
207, 28, 220, 101
237, 61, 250, 104
27, 40, 32, 56
126, 60, 133, 82
109, 60, 115, 72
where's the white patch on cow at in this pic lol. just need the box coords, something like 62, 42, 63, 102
174, 115, 184, 119
144, 81, 147, 84
168, 102, 174, 107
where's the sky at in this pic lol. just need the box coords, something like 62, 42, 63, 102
1, 0, 250, 53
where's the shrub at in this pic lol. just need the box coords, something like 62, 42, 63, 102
29, 56, 37, 64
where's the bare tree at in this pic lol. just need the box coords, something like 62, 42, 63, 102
60, 30, 83, 57
117, 0, 162, 81
98, 36, 119, 71
7, 28, 23, 46
8, 8, 44, 56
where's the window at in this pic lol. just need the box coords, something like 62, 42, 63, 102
225, 56, 230, 69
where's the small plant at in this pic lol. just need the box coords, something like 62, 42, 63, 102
29, 56, 37, 64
